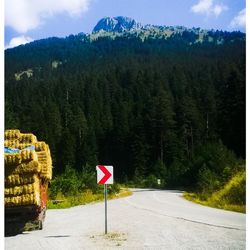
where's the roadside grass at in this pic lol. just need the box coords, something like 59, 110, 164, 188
47, 187, 132, 209
183, 192, 245, 213
183, 170, 246, 213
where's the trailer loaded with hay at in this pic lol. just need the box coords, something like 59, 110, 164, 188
4, 129, 52, 234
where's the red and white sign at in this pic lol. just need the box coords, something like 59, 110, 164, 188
96, 165, 113, 184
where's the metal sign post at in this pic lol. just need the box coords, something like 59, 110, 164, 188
104, 184, 107, 234
96, 165, 113, 235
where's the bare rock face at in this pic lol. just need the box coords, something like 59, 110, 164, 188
93, 16, 142, 33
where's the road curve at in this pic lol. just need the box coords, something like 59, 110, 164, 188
5, 189, 246, 250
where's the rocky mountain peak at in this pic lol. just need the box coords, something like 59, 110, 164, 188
93, 16, 142, 33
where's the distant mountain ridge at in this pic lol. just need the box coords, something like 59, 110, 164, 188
93, 16, 142, 33
5, 16, 245, 51
91, 16, 245, 45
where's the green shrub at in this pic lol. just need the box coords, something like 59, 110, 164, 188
197, 165, 220, 199
143, 174, 159, 188
193, 141, 237, 178
152, 159, 167, 179
191, 141, 239, 195
108, 183, 121, 194
79, 171, 102, 193
209, 169, 246, 205
49, 165, 102, 199
49, 166, 80, 198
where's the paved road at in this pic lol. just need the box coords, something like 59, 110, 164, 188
5, 189, 246, 250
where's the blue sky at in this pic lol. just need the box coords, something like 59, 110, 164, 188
4, 0, 246, 48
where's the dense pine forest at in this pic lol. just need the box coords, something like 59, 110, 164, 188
5, 28, 245, 191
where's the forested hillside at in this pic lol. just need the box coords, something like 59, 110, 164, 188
5, 28, 245, 188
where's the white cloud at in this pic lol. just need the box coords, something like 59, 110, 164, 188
5, 36, 34, 49
230, 9, 246, 29
191, 0, 213, 14
5, 0, 92, 33
191, 0, 228, 17
213, 4, 228, 17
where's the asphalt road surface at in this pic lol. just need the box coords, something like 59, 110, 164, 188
5, 189, 246, 250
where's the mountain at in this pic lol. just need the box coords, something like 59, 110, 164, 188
93, 16, 142, 33
91, 16, 245, 46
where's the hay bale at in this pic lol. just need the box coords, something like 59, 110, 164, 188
4, 192, 40, 206
5, 160, 41, 176
6, 142, 36, 151
19, 133, 37, 144
34, 142, 48, 151
21, 161, 40, 174
36, 151, 53, 180
4, 140, 20, 149
4, 153, 22, 166
5, 174, 39, 187
5, 174, 21, 186
12, 142, 32, 150
5, 177, 40, 196
5, 150, 38, 166
20, 150, 38, 162
40, 164, 53, 180
4, 129, 21, 140
37, 152, 49, 164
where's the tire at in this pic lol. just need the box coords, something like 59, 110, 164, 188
38, 220, 43, 230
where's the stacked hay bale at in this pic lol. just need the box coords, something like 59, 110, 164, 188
4, 129, 52, 207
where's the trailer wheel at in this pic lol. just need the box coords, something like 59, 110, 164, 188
38, 220, 43, 230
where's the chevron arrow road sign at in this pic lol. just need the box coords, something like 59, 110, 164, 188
96, 165, 113, 184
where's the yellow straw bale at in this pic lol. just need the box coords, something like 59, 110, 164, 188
19, 133, 37, 144
36, 151, 53, 180
37, 149, 52, 180
5, 177, 40, 196
4, 153, 22, 166
5, 160, 41, 176
4, 192, 40, 206
40, 164, 53, 180
20, 150, 38, 162
5, 150, 37, 166
37, 151, 52, 164
4, 140, 20, 149
4, 129, 21, 140
5, 174, 20, 186
16, 160, 41, 174
5, 189, 10, 196
12, 142, 31, 150
34, 142, 48, 151
5, 174, 39, 187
